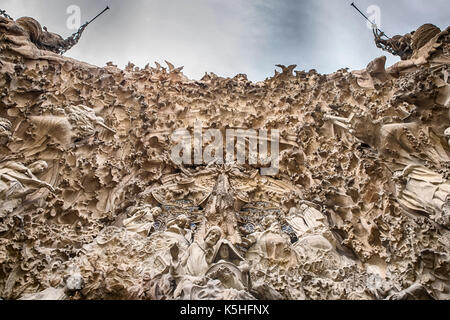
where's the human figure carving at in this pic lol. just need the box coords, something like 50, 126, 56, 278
445, 127, 450, 147
123, 205, 162, 236
16, 17, 67, 53
211, 239, 246, 265
171, 227, 223, 299
14, 7, 109, 55
166, 214, 192, 243
386, 283, 432, 300
0, 160, 54, 199
180, 226, 222, 277
374, 29, 414, 61
287, 204, 327, 235
206, 239, 251, 291
287, 207, 310, 235
373, 24, 441, 60
300, 204, 326, 231
0, 117, 12, 146
246, 215, 298, 267
67, 105, 116, 136
393, 165, 450, 227
203, 173, 241, 244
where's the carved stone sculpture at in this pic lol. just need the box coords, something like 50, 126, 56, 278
374, 24, 441, 60
445, 127, 450, 146
0, 17, 449, 300
123, 205, 162, 236
0, 117, 11, 146
0, 160, 54, 200
246, 215, 299, 268
393, 165, 450, 227
181, 227, 222, 277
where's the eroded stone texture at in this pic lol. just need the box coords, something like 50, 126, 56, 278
0, 15, 449, 300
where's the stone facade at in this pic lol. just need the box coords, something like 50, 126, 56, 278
0, 16, 450, 300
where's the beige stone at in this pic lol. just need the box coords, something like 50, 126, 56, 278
0, 15, 449, 300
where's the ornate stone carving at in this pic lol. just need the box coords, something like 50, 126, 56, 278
393, 165, 450, 227
374, 24, 441, 61
0, 117, 11, 146
0, 17, 449, 300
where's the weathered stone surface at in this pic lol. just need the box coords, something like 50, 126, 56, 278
0, 15, 449, 300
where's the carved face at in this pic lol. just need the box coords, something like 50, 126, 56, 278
262, 215, 276, 228
219, 245, 230, 260
176, 215, 189, 228
444, 127, 450, 138
205, 229, 221, 247
66, 274, 84, 292
29, 161, 48, 174
217, 266, 233, 283
0, 134, 10, 146
288, 207, 298, 216
299, 204, 309, 212
151, 207, 162, 217
392, 171, 404, 183
0, 118, 12, 145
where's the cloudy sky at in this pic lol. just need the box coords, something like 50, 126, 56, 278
2, 0, 449, 81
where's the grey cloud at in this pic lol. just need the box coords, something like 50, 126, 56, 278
2, 0, 449, 81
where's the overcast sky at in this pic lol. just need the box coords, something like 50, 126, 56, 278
2, 0, 449, 81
